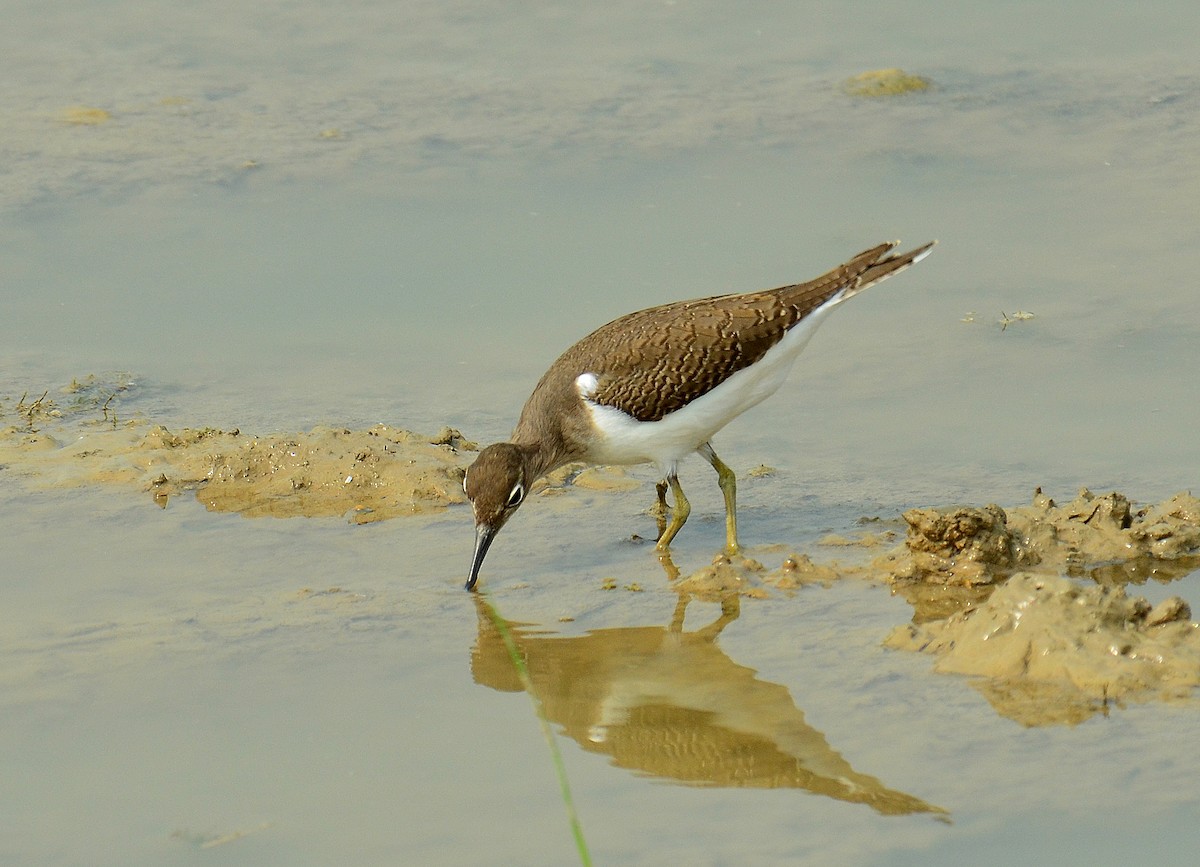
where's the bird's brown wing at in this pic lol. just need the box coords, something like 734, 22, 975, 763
568, 241, 931, 421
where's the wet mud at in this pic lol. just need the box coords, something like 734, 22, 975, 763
878, 489, 1200, 725
1, 381, 473, 522
4, 379, 1198, 727
885, 572, 1198, 726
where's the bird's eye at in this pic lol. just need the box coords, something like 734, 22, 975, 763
506, 483, 525, 508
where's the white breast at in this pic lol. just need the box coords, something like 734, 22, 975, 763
576, 292, 846, 474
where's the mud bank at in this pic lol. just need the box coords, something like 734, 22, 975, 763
1, 382, 477, 521
879, 490, 1200, 725
0, 420, 473, 521
886, 573, 1199, 725
880, 488, 1200, 590
4, 380, 1198, 726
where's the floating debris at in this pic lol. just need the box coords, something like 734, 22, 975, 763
61, 106, 112, 125
842, 68, 931, 97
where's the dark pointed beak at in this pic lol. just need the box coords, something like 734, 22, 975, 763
466, 523, 497, 591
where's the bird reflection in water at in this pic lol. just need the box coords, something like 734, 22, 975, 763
471, 592, 945, 817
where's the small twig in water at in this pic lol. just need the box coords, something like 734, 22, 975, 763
101, 393, 117, 426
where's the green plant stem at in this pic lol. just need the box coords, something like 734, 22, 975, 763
481, 597, 592, 867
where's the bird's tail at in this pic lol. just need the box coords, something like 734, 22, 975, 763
841, 239, 937, 302
775, 240, 936, 315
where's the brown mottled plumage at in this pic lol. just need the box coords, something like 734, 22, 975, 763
530, 242, 922, 424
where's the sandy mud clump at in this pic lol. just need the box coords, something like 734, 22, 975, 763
0, 417, 475, 522
886, 573, 1199, 725
669, 552, 845, 600
880, 488, 1200, 589
143, 424, 474, 521
875, 488, 1200, 621
880, 503, 1032, 586
1008, 488, 1200, 572
873, 488, 1200, 724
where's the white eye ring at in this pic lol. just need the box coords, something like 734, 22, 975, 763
506, 483, 525, 508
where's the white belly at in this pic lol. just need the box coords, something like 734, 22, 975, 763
578, 293, 844, 473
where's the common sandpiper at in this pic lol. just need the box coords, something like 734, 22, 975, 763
463, 240, 935, 589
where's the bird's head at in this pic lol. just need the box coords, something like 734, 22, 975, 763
463, 443, 531, 590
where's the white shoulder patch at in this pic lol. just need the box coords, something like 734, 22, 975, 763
575, 372, 600, 399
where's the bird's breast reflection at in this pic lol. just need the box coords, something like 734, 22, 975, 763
471, 594, 944, 817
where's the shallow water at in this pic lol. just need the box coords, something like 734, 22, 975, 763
3, 1, 1200, 865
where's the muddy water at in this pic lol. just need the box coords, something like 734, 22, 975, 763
4, 1, 1200, 865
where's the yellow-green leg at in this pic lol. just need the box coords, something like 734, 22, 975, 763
650, 479, 670, 540
699, 442, 740, 555
655, 473, 691, 551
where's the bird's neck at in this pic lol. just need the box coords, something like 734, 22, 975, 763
508, 432, 571, 482
510, 373, 590, 480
